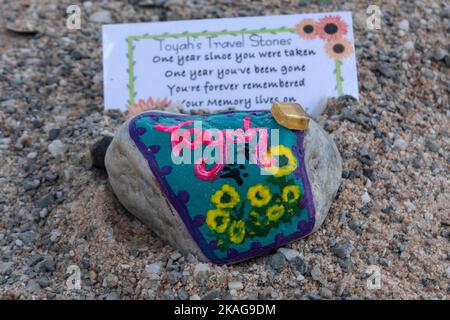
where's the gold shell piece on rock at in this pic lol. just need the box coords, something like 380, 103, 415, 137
270, 102, 310, 130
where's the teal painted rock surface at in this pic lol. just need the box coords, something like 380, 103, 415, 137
105, 110, 342, 264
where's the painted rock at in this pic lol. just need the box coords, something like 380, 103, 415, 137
105, 110, 342, 264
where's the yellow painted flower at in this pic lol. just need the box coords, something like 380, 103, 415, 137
249, 210, 262, 226
266, 204, 286, 222
228, 220, 246, 244
247, 184, 272, 207
210, 184, 240, 209
249, 210, 258, 217
282, 185, 301, 204
263, 145, 298, 177
206, 208, 230, 233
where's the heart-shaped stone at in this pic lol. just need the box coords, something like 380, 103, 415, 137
105, 110, 341, 264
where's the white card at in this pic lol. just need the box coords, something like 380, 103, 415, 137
103, 12, 358, 117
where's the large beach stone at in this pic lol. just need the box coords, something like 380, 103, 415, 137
105, 110, 341, 264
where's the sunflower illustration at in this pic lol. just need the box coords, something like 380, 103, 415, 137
206, 208, 230, 233
263, 145, 298, 177
247, 184, 272, 207
295, 18, 317, 40
127, 97, 172, 118
316, 15, 348, 41
266, 204, 286, 222
282, 185, 301, 204
228, 220, 246, 244
325, 38, 353, 60
210, 184, 240, 209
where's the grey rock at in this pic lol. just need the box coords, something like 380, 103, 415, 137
222, 292, 234, 300
269, 252, 286, 271
26, 279, 41, 293
379, 257, 391, 267
103, 273, 119, 288
244, 290, 259, 300
105, 292, 121, 300
36, 276, 50, 287
168, 271, 182, 284
1, 100, 17, 113
70, 50, 84, 61
228, 281, 244, 290
0, 137, 12, 149
37, 259, 56, 273
48, 140, 67, 157
336, 279, 347, 297
441, 228, 450, 240
278, 247, 301, 262
319, 287, 333, 299
48, 128, 61, 140
304, 120, 342, 233
332, 242, 354, 259
89, 11, 112, 24
19, 230, 37, 245
398, 19, 409, 31
422, 70, 435, 79
374, 63, 394, 78
202, 288, 221, 300
403, 41, 414, 51
361, 192, 371, 204
310, 264, 325, 284
293, 256, 309, 275
37, 193, 53, 208
0, 262, 14, 275
425, 139, 439, 152
393, 138, 407, 150
170, 251, 182, 261
138, 0, 167, 7
338, 257, 353, 272
444, 55, 450, 67
178, 287, 189, 300
307, 293, 322, 300
23, 178, 41, 191
348, 219, 363, 232
433, 48, 447, 61
193, 263, 210, 278
441, 6, 450, 18
105, 114, 341, 262
145, 262, 162, 275
163, 289, 176, 299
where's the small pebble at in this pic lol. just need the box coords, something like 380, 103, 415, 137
319, 287, 333, 299
48, 140, 67, 157
361, 192, 371, 204
433, 47, 447, 61
228, 281, 244, 291
103, 273, 119, 289
393, 138, 407, 150
269, 252, 286, 271
145, 263, 162, 275
332, 242, 355, 259
398, 19, 409, 31
193, 263, 210, 278
89, 10, 113, 23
